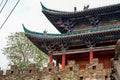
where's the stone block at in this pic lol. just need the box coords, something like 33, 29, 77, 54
0, 70, 3, 76
11, 65, 18, 70
96, 63, 104, 70
42, 67, 48, 73
68, 60, 75, 65
92, 58, 99, 65
47, 63, 54, 67
86, 64, 96, 70
6, 70, 11, 76
28, 64, 37, 70
74, 64, 80, 71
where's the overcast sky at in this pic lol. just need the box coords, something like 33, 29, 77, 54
0, 0, 120, 70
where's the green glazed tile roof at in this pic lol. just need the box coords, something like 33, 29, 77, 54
23, 24, 120, 38
41, 2, 120, 15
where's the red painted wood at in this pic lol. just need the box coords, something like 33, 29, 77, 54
63, 50, 114, 69
89, 51, 93, 64
49, 54, 53, 64
62, 54, 66, 71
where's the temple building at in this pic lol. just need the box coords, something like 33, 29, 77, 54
23, 3, 120, 80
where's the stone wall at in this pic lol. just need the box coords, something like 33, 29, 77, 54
0, 58, 111, 80
110, 39, 120, 80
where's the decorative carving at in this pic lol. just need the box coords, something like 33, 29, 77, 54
56, 18, 76, 32
89, 16, 101, 27
83, 5, 89, 10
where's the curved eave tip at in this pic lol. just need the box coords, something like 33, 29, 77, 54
22, 24, 29, 34
22, 24, 26, 31
40, 2, 48, 11
22, 24, 25, 30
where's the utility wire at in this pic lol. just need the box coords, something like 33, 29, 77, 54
0, 0, 20, 30
0, 0, 8, 13
0, 0, 4, 7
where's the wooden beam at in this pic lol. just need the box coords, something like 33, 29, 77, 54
53, 45, 115, 55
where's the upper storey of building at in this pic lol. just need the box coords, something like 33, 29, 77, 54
41, 3, 120, 33
23, 3, 120, 56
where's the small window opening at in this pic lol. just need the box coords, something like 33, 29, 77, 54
58, 78, 61, 80
29, 70, 32, 73
49, 68, 52, 72
11, 71, 14, 74
80, 77, 83, 80
70, 67, 73, 71
92, 66, 96, 70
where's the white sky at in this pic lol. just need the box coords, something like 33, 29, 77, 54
0, 0, 120, 70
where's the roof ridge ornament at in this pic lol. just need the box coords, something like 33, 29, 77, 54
83, 4, 89, 10
43, 29, 48, 36
74, 7, 77, 12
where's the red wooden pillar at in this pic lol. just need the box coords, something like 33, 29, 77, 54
89, 50, 93, 64
62, 54, 66, 71
49, 54, 53, 64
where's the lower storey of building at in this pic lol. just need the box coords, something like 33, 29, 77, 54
52, 49, 114, 70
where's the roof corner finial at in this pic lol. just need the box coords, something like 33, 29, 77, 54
83, 4, 89, 10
